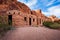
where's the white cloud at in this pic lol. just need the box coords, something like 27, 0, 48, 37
47, 0, 55, 6
48, 5, 60, 16
42, 12, 50, 16
25, 0, 37, 7
18, 0, 38, 8
43, 5, 60, 17
47, 0, 60, 6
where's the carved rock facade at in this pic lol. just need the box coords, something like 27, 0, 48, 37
0, 0, 50, 27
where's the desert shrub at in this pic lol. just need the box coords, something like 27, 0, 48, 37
49, 23, 60, 29
43, 21, 60, 29
43, 21, 53, 27
0, 23, 12, 34
0, 16, 12, 36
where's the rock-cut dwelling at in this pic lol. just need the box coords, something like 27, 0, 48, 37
0, 0, 50, 27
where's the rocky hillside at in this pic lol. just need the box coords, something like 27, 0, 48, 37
0, 0, 31, 14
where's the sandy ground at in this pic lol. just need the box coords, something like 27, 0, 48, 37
0, 27, 60, 40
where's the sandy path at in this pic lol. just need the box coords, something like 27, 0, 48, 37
0, 27, 60, 40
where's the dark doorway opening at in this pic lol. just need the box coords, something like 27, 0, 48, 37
29, 18, 31, 25
0, 0, 3, 4
24, 17, 27, 21
8, 15, 12, 25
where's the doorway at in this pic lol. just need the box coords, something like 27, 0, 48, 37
0, 0, 3, 4
29, 18, 31, 25
8, 15, 12, 25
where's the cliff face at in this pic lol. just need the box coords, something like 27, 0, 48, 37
0, 0, 31, 14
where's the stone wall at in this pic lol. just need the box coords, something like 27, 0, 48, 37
6, 10, 42, 27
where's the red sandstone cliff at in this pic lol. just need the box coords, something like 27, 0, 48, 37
0, 0, 31, 14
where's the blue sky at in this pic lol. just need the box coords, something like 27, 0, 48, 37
18, 0, 60, 18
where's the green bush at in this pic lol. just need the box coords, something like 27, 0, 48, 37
0, 24, 12, 32
43, 21, 53, 27
43, 21, 60, 29
0, 23, 12, 36
49, 23, 60, 29
0, 16, 12, 31
0, 16, 13, 36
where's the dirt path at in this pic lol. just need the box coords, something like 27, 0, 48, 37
0, 27, 60, 40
